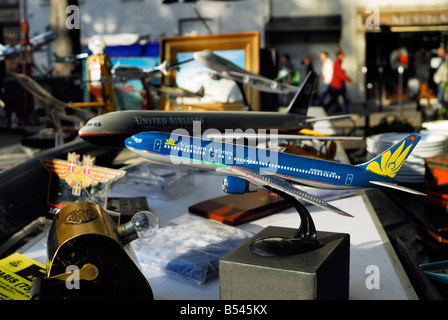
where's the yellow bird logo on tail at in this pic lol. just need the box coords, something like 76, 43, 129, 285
357, 135, 420, 179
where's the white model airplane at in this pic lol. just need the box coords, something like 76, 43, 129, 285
193, 49, 300, 94
113, 58, 194, 82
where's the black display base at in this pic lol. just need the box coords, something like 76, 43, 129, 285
219, 226, 350, 300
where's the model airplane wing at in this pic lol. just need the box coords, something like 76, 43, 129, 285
114, 58, 194, 81
42, 158, 69, 180
82, 165, 126, 188
29, 31, 57, 50
224, 70, 298, 93
0, 43, 16, 60
0, 31, 56, 61
203, 132, 363, 141
368, 180, 426, 196
225, 70, 272, 82
216, 166, 353, 217
12, 72, 94, 121
155, 85, 205, 98
304, 114, 354, 122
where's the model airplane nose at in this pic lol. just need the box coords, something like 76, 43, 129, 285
78, 117, 105, 136
78, 125, 89, 136
193, 50, 210, 63
124, 136, 135, 147
125, 134, 143, 147
78, 124, 97, 136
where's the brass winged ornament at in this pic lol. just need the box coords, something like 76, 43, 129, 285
42, 152, 126, 211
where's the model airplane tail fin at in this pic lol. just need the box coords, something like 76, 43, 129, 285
285, 71, 315, 116
197, 86, 205, 97
154, 60, 168, 75
356, 134, 421, 179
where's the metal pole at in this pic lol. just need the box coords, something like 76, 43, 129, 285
398, 66, 404, 119
362, 66, 369, 136
378, 66, 383, 112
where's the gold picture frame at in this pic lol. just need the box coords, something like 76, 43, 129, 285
160, 31, 260, 111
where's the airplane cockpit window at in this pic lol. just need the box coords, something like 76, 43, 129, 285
86, 122, 102, 127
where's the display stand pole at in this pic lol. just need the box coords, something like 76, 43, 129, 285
249, 187, 323, 256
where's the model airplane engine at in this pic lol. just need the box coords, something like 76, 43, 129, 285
242, 75, 252, 85
222, 176, 258, 194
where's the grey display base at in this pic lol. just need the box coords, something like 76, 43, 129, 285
219, 226, 350, 300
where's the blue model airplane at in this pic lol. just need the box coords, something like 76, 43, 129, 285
124, 132, 425, 217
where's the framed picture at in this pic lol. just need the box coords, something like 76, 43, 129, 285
160, 31, 260, 110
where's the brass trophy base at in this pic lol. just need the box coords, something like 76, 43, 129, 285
219, 226, 350, 300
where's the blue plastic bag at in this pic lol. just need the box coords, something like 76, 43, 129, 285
132, 214, 252, 285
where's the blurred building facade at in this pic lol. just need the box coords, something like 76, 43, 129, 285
10, 0, 448, 103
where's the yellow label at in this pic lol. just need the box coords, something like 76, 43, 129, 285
0, 253, 46, 300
